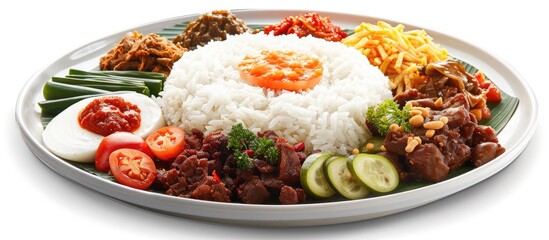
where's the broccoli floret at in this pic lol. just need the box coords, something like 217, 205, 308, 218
366, 99, 412, 135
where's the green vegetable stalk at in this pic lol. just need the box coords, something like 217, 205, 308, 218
40, 69, 168, 117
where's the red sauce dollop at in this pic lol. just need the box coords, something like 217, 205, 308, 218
78, 96, 141, 136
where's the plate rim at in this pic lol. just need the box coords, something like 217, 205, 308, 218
15, 9, 538, 226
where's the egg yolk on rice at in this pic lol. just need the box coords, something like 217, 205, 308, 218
238, 50, 323, 91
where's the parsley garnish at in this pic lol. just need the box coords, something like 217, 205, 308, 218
366, 99, 412, 135
227, 123, 279, 170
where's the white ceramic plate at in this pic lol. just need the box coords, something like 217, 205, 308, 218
15, 9, 537, 226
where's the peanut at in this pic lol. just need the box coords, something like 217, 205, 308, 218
405, 139, 419, 153
423, 120, 444, 130
412, 106, 430, 117
426, 129, 436, 138
389, 123, 400, 132
439, 116, 448, 124
410, 109, 423, 116
409, 115, 424, 127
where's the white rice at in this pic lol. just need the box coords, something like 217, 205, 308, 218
156, 33, 392, 155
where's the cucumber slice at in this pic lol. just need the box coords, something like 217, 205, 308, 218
324, 156, 369, 199
300, 153, 336, 199
347, 153, 399, 193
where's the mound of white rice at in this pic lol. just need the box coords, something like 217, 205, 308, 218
156, 33, 391, 155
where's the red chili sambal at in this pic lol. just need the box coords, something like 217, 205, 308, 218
78, 96, 141, 136
264, 12, 347, 42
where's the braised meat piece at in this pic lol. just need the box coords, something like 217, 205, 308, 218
257, 130, 280, 142
406, 143, 449, 182
191, 176, 231, 202
276, 140, 301, 185
222, 154, 237, 179
442, 93, 470, 110
409, 98, 437, 109
473, 125, 499, 145
221, 175, 236, 195
173, 10, 249, 50
471, 142, 505, 167
459, 114, 478, 146
432, 107, 477, 145
171, 149, 207, 170
394, 89, 430, 108
177, 155, 209, 192
278, 185, 297, 205
435, 106, 470, 129
155, 168, 189, 197
202, 131, 229, 157
254, 159, 275, 173
295, 188, 307, 203
184, 129, 204, 150
434, 132, 471, 171
156, 147, 210, 197
165, 176, 189, 197
100, 31, 186, 76
237, 176, 270, 204
261, 173, 284, 190
155, 168, 179, 192
208, 160, 223, 178
383, 131, 409, 157
278, 185, 307, 205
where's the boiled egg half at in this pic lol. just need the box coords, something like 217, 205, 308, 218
42, 92, 166, 162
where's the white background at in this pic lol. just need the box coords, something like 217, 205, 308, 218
2, 0, 546, 239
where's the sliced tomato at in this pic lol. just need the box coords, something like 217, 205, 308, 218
95, 131, 153, 172
109, 148, 156, 190
146, 126, 186, 161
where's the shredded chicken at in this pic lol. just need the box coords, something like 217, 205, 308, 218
100, 31, 186, 76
